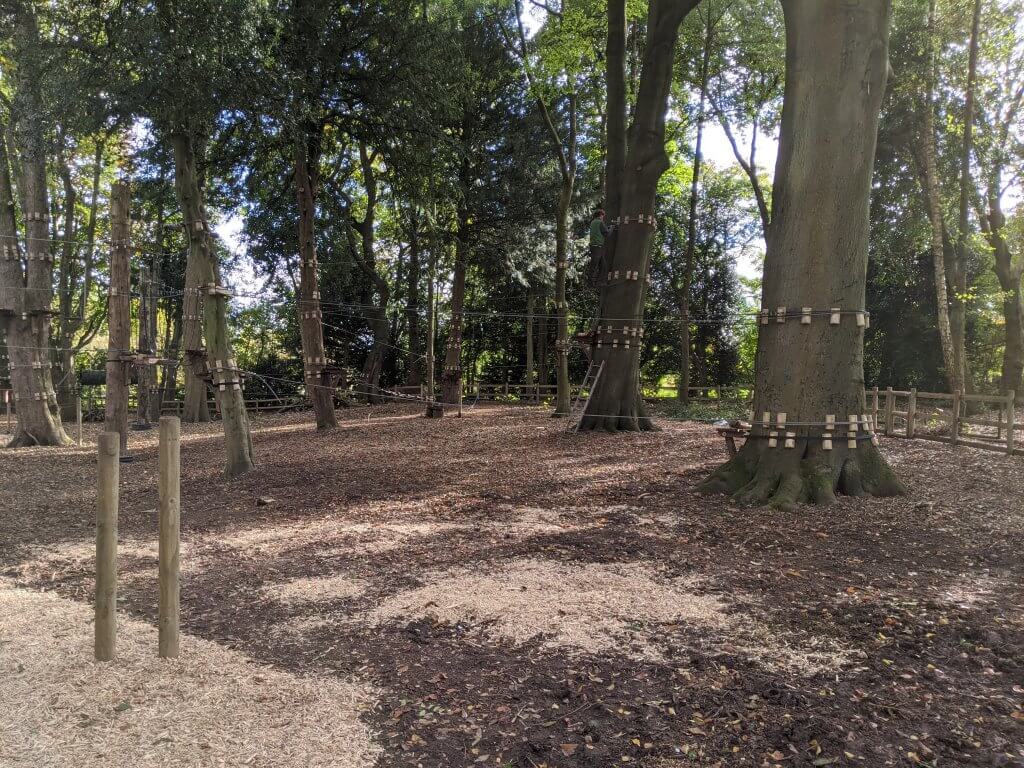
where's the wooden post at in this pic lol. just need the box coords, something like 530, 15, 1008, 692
907, 388, 917, 439
105, 182, 132, 452
884, 386, 895, 435
5, 389, 10, 431
951, 390, 961, 446
871, 386, 879, 430
158, 416, 181, 658
95, 432, 119, 661
1006, 390, 1015, 455
76, 392, 83, 446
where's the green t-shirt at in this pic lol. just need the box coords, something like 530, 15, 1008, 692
589, 218, 607, 247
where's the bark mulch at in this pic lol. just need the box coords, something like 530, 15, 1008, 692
1, 403, 1022, 768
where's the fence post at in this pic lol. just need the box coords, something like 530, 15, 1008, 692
159, 416, 181, 658
907, 388, 917, 439
1007, 390, 1015, 455
105, 182, 132, 452
884, 386, 895, 435
871, 387, 879, 432
951, 390, 961, 446
76, 393, 83, 446
95, 432, 119, 661
5, 389, 10, 431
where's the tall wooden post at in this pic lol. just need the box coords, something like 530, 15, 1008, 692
5, 389, 10, 431
95, 432, 119, 661
158, 416, 181, 657
105, 182, 131, 451
884, 386, 895, 435
871, 386, 879, 430
951, 390, 961, 446
76, 392, 83, 446
1006, 390, 1015, 455
907, 388, 917, 439
136, 263, 153, 428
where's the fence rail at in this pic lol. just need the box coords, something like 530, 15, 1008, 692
868, 386, 1018, 456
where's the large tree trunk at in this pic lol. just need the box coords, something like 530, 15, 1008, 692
983, 183, 1024, 403
171, 132, 254, 477
294, 134, 337, 428
701, 0, 904, 508
181, 224, 211, 422
440, 219, 469, 409
580, 0, 702, 431
0, 21, 70, 447
404, 213, 423, 387
160, 309, 182, 416
604, 0, 627, 221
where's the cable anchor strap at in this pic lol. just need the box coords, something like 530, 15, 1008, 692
759, 307, 871, 328
613, 214, 657, 227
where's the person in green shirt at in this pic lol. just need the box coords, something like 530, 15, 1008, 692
587, 208, 611, 286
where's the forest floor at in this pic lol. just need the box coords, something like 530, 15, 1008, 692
1, 404, 1023, 768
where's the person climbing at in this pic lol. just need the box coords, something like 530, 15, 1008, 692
587, 207, 611, 287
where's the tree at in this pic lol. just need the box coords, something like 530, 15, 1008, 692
701, 0, 904, 508
135, 0, 262, 475
675, 4, 719, 403
0, 2, 72, 447
579, 0, 703, 431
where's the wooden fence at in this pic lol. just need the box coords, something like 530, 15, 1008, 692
868, 386, 1018, 455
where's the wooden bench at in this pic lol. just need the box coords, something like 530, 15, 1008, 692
715, 421, 751, 457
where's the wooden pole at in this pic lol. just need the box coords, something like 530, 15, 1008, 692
5, 389, 10, 431
907, 388, 917, 438
158, 416, 181, 658
76, 392, 83, 446
951, 390, 961, 446
105, 182, 132, 452
871, 386, 879, 430
95, 432, 119, 661
884, 386, 895, 435
1006, 390, 1015, 455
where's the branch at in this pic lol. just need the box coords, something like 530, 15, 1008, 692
709, 94, 770, 234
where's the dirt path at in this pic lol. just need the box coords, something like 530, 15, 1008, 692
1, 405, 1022, 767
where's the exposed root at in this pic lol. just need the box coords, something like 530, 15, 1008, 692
6, 429, 71, 448
699, 439, 905, 509
577, 396, 658, 432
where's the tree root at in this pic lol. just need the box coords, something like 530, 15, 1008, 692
6, 429, 72, 448
576, 395, 659, 432
699, 441, 906, 511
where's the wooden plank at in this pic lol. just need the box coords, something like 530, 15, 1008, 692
952, 390, 961, 446
95, 432, 119, 661
1008, 391, 1016, 455
158, 416, 180, 658
960, 392, 1007, 403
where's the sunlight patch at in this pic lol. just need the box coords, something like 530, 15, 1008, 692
0, 580, 380, 768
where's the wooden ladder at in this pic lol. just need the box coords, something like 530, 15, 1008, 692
569, 360, 604, 432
